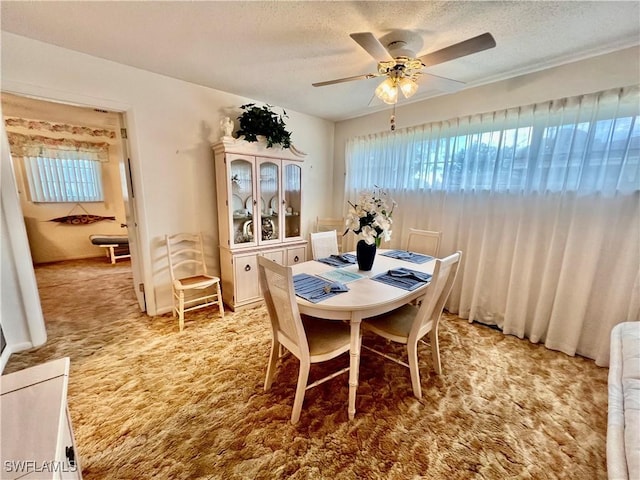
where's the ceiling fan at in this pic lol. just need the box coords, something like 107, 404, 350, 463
312, 31, 496, 105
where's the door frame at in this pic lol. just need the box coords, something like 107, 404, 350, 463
1, 81, 152, 313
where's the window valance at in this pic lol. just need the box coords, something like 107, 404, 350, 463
4, 117, 116, 162
7, 132, 111, 162
4, 117, 116, 139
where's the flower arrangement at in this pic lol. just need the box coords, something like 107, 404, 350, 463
345, 188, 396, 246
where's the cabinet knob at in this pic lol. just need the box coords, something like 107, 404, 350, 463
65, 446, 76, 467
294, 256, 299, 262
244, 264, 251, 272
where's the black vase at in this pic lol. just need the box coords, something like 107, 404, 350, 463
356, 239, 377, 271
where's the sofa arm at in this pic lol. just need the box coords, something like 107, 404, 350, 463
608, 322, 628, 479
607, 322, 640, 480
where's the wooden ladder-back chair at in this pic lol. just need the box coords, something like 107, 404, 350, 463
165, 232, 224, 332
406, 228, 442, 258
257, 255, 353, 424
362, 251, 462, 399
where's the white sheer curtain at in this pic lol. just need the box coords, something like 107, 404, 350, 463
345, 86, 640, 366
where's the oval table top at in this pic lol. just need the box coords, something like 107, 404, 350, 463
290, 249, 435, 320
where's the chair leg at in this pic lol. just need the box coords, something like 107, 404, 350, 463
407, 340, 422, 399
178, 291, 185, 332
171, 288, 177, 318
264, 339, 280, 391
430, 328, 442, 375
291, 359, 310, 424
216, 282, 225, 319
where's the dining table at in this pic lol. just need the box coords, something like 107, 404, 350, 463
290, 248, 436, 420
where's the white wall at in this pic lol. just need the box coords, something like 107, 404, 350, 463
332, 45, 640, 212
1, 32, 335, 315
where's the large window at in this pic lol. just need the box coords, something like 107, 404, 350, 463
23, 154, 104, 203
346, 87, 640, 196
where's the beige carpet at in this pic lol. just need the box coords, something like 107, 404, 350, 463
5, 258, 609, 479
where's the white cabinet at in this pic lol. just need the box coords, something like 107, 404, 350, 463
214, 138, 307, 310
1, 358, 82, 479
220, 245, 307, 309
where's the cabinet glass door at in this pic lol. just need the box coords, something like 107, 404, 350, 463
229, 157, 256, 247
283, 162, 302, 240
258, 160, 280, 244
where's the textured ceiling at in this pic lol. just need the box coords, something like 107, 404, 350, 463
1, 1, 639, 122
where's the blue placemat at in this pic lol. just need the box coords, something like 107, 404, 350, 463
315, 253, 357, 268
380, 250, 434, 264
293, 273, 349, 303
370, 267, 432, 291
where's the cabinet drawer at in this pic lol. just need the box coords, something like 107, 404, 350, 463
286, 246, 306, 266
261, 249, 284, 265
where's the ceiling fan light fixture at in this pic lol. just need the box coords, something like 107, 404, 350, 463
375, 77, 399, 104
399, 77, 418, 99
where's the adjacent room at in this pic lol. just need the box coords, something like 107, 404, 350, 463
1, 1, 639, 479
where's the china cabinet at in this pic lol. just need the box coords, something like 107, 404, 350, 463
213, 137, 307, 310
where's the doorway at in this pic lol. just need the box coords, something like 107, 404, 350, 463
1, 92, 145, 311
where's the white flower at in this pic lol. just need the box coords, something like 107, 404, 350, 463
345, 205, 361, 231
360, 225, 377, 245
346, 188, 396, 246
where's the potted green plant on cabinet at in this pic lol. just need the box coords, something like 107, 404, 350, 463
235, 103, 292, 148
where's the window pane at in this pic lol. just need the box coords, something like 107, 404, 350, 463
23, 155, 104, 203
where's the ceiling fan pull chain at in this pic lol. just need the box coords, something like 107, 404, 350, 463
390, 104, 396, 132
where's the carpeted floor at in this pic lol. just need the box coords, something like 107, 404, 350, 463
5, 257, 609, 479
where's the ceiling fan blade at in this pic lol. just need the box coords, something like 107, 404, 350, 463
419, 32, 496, 67
367, 90, 381, 107
350, 32, 393, 62
420, 72, 466, 93
312, 73, 378, 87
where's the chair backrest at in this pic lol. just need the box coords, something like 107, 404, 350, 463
406, 228, 442, 257
315, 217, 346, 252
257, 256, 308, 357
310, 230, 339, 260
315, 217, 345, 233
409, 251, 462, 340
165, 232, 208, 282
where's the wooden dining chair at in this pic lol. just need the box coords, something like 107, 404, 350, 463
362, 251, 462, 399
257, 255, 353, 424
309, 230, 340, 260
165, 232, 224, 332
315, 217, 346, 252
406, 228, 442, 257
